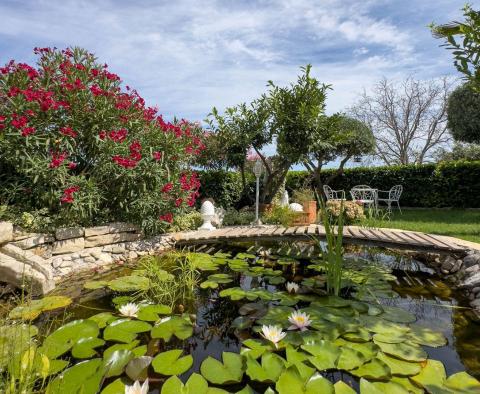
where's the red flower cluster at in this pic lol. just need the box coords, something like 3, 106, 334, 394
161, 182, 173, 193
129, 140, 142, 161
49, 151, 68, 168
152, 151, 162, 161
159, 212, 173, 223
21, 127, 36, 137
60, 126, 77, 138
112, 155, 138, 169
0, 115, 5, 130
60, 186, 80, 203
108, 128, 128, 142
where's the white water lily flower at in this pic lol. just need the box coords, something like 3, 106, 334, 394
286, 281, 299, 294
119, 302, 139, 318
260, 325, 286, 348
288, 310, 312, 331
125, 379, 148, 394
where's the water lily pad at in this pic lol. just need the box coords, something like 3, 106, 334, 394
376, 352, 421, 376
375, 341, 427, 362
161, 373, 228, 393
358, 315, 410, 335
103, 349, 134, 377
112, 296, 134, 306
103, 318, 151, 343
240, 339, 270, 359
72, 337, 105, 358
343, 327, 371, 342
41, 319, 99, 359
411, 359, 446, 391
276, 366, 334, 394
125, 356, 152, 381
88, 312, 119, 328
100, 378, 127, 394
103, 340, 140, 359
334, 339, 379, 361
232, 316, 254, 330
137, 304, 172, 321
266, 276, 286, 285
408, 325, 447, 348
236, 253, 256, 260
390, 377, 424, 394
46, 358, 104, 394
150, 316, 193, 341
239, 302, 267, 318
200, 352, 244, 385
359, 378, 409, 394
301, 340, 340, 370
444, 371, 480, 393
350, 358, 391, 379
200, 280, 220, 289
372, 332, 408, 344
246, 352, 285, 383
152, 349, 193, 375
191, 253, 219, 271
336, 347, 366, 371
257, 306, 295, 326
333, 381, 356, 394
9, 296, 72, 320
84, 280, 109, 290
380, 305, 416, 323
108, 275, 150, 292
219, 287, 248, 300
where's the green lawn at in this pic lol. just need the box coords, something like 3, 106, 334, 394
366, 209, 480, 244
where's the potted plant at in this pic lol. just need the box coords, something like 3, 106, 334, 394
293, 188, 317, 224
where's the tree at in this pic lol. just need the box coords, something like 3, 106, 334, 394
431, 5, 480, 90
349, 77, 455, 165
447, 83, 480, 144
207, 65, 330, 204
303, 115, 375, 195
435, 142, 480, 162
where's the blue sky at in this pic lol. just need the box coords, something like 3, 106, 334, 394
0, 0, 476, 167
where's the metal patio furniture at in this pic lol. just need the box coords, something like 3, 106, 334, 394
350, 185, 378, 211
377, 185, 403, 213
323, 185, 346, 201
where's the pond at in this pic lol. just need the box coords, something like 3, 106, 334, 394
2, 241, 480, 393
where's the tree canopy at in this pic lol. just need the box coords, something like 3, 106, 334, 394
447, 83, 480, 144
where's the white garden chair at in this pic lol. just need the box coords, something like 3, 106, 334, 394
323, 185, 346, 201
350, 185, 377, 211
377, 185, 403, 213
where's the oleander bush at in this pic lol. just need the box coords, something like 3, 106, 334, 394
0, 47, 206, 233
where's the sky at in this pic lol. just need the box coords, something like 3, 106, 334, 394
0, 0, 477, 165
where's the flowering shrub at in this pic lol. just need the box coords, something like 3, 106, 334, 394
325, 200, 365, 224
0, 47, 206, 233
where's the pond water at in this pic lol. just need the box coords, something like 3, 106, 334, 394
23, 241, 480, 393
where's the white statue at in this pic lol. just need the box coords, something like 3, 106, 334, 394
289, 202, 304, 212
280, 190, 289, 207
212, 207, 226, 227
199, 200, 216, 231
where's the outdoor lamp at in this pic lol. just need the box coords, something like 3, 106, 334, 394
253, 159, 263, 225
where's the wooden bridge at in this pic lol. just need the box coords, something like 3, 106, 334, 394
174, 224, 470, 254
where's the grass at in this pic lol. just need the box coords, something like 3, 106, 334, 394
362, 208, 480, 243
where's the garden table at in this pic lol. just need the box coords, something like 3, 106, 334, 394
350, 185, 378, 213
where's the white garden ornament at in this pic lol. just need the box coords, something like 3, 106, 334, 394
199, 200, 216, 231
289, 202, 304, 212
280, 190, 289, 207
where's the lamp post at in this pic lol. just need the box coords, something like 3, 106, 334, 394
253, 159, 263, 225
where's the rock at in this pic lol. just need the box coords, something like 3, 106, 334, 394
80, 250, 91, 258
105, 245, 125, 254
84, 222, 140, 237
450, 259, 463, 273
71, 252, 80, 259
62, 255, 72, 261
97, 253, 113, 264
84, 256, 96, 263
472, 286, 480, 294
441, 256, 456, 272
470, 299, 480, 309
463, 254, 480, 268
11, 233, 54, 249
465, 264, 480, 275
59, 260, 73, 268
84, 232, 141, 248
0, 251, 55, 295
1, 243, 54, 280
52, 257, 63, 268
127, 251, 138, 260
52, 237, 85, 255
0, 222, 13, 244
460, 272, 480, 288
55, 226, 85, 241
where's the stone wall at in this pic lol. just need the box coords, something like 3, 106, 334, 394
427, 250, 480, 321
0, 221, 175, 295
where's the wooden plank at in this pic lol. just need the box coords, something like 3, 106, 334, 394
284, 226, 297, 235
414, 233, 454, 249
273, 226, 288, 235
225, 226, 253, 238
316, 225, 326, 236
377, 229, 404, 243
399, 231, 429, 246
307, 225, 317, 235
295, 226, 308, 235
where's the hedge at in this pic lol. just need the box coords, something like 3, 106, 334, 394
199, 161, 480, 208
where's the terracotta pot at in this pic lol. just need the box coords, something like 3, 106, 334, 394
302, 200, 317, 224
259, 203, 273, 213
293, 212, 310, 226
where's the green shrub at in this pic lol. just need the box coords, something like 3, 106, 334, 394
167, 210, 202, 232
223, 208, 256, 226
262, 205, 297, 227
292, 188, 315, 204
0, 47, 205, 234
325, 200, 365, 224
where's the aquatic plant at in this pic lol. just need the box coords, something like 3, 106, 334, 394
260, 325, 287, 348
125, 379, 149, 394
119, 302, 140, 318
288, 310, 312, 331
286, 281, 299, 294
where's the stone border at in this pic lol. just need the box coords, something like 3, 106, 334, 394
0, 221, 175, 295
